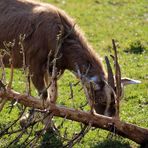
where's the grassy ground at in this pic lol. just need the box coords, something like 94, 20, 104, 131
0, 0, 148, 147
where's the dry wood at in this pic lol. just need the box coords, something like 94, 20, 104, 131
111, 39, 122, 119
0, 86, 147, 145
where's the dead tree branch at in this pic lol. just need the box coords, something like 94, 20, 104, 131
0, 86, 147, 145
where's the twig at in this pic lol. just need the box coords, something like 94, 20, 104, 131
44, 25, 76, 104
19, 34, 31, 96
29, 112, 54, 148
7, 129, 23, 136
3, 40, 15, 89
74, 64, 94, 113
63, 124, 91, 148
0, 41, 15, 111
112, 39, 122, 119
79, 101, 88, 110
0, 50, 6, 83
21, 125, 34, 145
0, 107, 26, 137
6, 109, 49, 147
6, 128, 27, 148
69, 82, 74, 100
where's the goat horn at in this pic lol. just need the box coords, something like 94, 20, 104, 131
112, 39, 122, 97
105, 56, 115, 90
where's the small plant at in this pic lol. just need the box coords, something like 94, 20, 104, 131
124, 40, 146, 54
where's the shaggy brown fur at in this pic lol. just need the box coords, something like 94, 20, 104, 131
0, 0, 116, 116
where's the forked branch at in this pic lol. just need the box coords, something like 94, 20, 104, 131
0, 86, 147, 145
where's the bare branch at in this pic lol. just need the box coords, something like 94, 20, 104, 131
63, 124, 91, 147
0, 107, 26, 137
3, 40, 15, 89
0, 86, 147, 145
0, 50, 6, 83
19, 34, 32, 96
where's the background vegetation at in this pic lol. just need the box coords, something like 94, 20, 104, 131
0, 0, 148, 147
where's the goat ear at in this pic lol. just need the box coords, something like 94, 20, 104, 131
121, 77, 141, 86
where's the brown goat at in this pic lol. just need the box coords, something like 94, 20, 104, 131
0, 0, 117, 116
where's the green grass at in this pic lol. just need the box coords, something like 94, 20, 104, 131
0, 0, 148, 147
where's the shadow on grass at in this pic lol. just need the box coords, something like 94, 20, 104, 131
92, 139, 131, 148
40, 128, 63, 148
124, 40, 146, 54
5, 128, 63, 148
